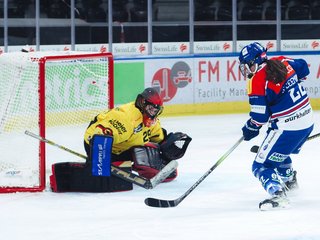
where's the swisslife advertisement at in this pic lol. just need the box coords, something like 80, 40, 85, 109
115, 53, 320, 115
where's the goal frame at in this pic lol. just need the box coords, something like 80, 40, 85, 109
0, 52, 114, 193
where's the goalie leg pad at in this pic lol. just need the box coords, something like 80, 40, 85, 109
50, 161, 133, 193
131, 146, 177, 182
91, 134, 113, 177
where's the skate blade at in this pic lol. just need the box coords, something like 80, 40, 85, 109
259, 200, 290, 211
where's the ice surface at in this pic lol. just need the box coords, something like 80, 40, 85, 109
1, 112, 319, 240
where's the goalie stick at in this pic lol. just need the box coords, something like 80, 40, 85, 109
250, 132, 320, 153
144, 136, 244, 208
25, 130, 178, 190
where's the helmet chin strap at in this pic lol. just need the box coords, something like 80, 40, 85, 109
247, 73, 254, 79
143, 115, 156, 127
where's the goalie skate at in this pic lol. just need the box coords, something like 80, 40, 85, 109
259, 191, 290, 211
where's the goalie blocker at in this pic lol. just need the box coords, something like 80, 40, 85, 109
50, 132, 191, 192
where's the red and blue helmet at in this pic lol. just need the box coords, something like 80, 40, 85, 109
239, 42, 267, 78
135, 88, 163, 127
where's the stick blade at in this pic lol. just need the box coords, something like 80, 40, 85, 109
144, 197, 178, 208
250, 145, 259, 153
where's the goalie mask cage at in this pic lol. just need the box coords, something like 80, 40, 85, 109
0, 51, 114, 193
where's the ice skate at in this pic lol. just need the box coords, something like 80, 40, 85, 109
284, 170, 298, 191
259, 190, 290, 211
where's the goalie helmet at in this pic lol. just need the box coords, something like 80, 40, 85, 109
135, 88, 164, 127
239, 42, 267, 78
160, 132, 192, 161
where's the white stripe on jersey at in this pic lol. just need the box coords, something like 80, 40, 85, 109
251, 104, 266, 114
270, 98, 310, 120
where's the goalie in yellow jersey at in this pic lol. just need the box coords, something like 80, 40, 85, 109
50, 88, 192, 193
84, 87, 192, 179
84, 87, 166, 157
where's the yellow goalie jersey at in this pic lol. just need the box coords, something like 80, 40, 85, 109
84, 102, 165, 155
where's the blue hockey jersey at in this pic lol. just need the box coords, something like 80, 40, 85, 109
247, 56, 313, 130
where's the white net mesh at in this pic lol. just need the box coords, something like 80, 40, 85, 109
0, 51, 112, 191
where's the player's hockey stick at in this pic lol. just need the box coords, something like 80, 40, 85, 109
25, 130, 178, 189
250, 132, 320, 153
145, 136, 244, 208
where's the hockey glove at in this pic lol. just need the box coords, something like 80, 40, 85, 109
242, 119, 261, 141
160, 132, 192, 161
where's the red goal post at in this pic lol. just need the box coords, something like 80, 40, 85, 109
0, 51, 114, 193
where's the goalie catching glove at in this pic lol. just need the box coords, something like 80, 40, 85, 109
131, 132, 192, 182
160, 132, 192, 161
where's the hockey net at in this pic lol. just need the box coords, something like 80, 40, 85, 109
0, 51, 113, 193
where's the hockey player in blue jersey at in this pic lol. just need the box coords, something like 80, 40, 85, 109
239, 42, 314, 210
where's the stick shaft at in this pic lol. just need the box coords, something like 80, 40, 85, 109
145, 137, 244, 207
178, 136, 244, 203
25, 130, 87, 159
